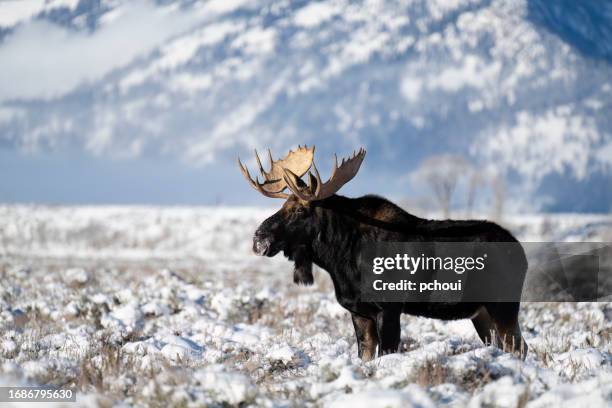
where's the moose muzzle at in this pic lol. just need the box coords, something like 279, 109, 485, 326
253, 232, 275, 257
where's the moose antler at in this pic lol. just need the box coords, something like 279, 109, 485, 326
282, 148, 366, 201
238, 145, 315, 198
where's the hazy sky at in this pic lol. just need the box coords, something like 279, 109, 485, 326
0, 147, 388, 206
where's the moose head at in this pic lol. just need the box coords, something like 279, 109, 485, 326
238, 146, 366, 285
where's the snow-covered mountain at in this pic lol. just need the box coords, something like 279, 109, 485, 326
0, 0, 610, 210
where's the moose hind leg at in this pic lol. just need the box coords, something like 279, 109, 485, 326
496, 319, 528, 360
471, 307, 500, 346
487, 303, 528, 360
351, 313, 378, 361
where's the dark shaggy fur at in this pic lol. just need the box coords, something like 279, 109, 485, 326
253, 194, 528, 360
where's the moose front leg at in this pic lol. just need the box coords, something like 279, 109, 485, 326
375, 310, 401, 356
351, 313, 379, 361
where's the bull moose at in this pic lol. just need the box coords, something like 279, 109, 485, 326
239, 146, 528, 360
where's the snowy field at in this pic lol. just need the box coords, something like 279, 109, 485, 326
0, 205, 610, 407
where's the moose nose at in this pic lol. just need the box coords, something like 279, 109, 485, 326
253, 234, 271, 256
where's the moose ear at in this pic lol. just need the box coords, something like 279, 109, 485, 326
308, 171, 318, 194
283, 168, 308, 189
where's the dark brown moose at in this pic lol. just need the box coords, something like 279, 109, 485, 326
239, 146, 528, 361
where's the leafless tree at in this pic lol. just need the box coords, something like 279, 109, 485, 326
466, 170, 486, 217
491, 174, 506, 221
411, 154, 471, 217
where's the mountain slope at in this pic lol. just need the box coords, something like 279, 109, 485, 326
0, 0, 610, 210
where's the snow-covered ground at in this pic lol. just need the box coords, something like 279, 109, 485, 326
0, 205, 610, 406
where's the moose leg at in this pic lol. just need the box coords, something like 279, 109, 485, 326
351, 313, 378, 361
486, 303, 528, 360
471, 307, 500, 346
375, 310, 401, 356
